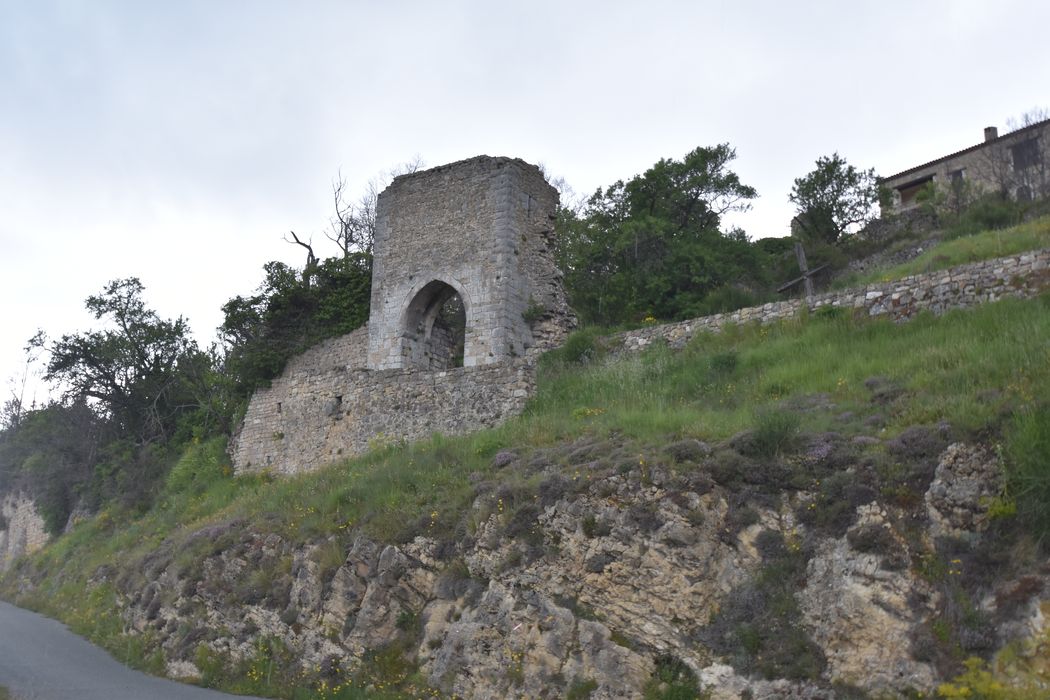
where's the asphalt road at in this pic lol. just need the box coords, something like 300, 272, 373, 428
0, 601, 267, 700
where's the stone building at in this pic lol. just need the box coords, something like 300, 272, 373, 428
880, 117, 1050, 213
367, 156, 574, 370
230, 156, 576, 475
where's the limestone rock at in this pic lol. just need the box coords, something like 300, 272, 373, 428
799, 504, 936, 694
925, 442, 1002, 539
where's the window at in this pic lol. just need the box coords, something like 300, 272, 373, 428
948, 168, 965, 183
1011, 138, 1041, 171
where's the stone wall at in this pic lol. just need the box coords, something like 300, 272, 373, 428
231, 353, 534, 476
367, 156, 575, 370
0, 492, 49, 572
233, 249, 1048, 476
616, 249, 1050, 351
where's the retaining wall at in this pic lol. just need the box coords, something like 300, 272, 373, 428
616, 249, 1049, 352
232, 249, 1049, 476
231, 348, 534, 475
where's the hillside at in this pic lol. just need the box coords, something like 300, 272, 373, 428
3, 282, 1050, 698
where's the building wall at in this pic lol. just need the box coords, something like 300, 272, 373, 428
0, 492, 49, 572
230, 356, 535, 475
881, 121, 1050, 214
367, 156, 574, 370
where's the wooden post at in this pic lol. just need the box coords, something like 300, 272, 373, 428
795, 242, 814, 299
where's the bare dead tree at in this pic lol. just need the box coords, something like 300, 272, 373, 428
284, 230, 319, 287
975, 107, 1050, 202
2, 331, 46, 429
537, 162, 585, 215
1007, 107, 1050, 201
325, 157, 424, 258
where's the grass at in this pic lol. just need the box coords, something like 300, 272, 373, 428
837, 214, 1050, 289
3, 292, 1050, 697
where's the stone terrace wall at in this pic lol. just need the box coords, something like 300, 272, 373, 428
616, 249, 1050, 352
232, 249, 1047, 476
0, 492, 49, 572
231, 355, 534, 476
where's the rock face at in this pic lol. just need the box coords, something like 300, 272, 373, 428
19, 438, 1039, 699
800, 505, 937, 693
925, 443, 1003, 539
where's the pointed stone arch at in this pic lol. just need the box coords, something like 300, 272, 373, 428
366, 156, 577, 370
399, 278, 468, 369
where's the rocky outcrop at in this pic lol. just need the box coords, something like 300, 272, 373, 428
800, 505, 937, 693
925, 443, 1003, 539
9, 439, 1046, 698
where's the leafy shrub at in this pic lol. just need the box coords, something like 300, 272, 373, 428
699, 542, 824, 682
937, 656, 1041, 699
165, 437, 231, 496
665, 439, 711, 464
691, 285, 758, 317
581, 514, 612, 538
747, 409, 801, 458
945, 194, 1023, 238
644, 654, 704, 700
550, 327, 608, 366
567, 677, 599, 699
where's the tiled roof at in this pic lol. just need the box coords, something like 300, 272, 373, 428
879, 117, 1050, 184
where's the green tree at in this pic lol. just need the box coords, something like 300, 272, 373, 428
44, 278, 206, 445
219, 252, 372, 404
0, 401, 106, 533
556, 144, 768, 325
789, 153, 878, 244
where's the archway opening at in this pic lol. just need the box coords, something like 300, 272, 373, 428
402, 280, 467, 369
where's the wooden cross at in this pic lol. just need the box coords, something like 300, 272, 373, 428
776, 241, 827, 298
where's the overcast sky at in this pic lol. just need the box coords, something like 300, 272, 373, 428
2, 0, 1047, 406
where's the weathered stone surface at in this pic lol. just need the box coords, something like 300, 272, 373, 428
799, 504, 937, 694
368, 156, 575, 370
231, 355, 538, 475
925, 442, 1003, 539
0, 492, 48, 572
14, 440, 1050, 698
614, 248, 1050, 353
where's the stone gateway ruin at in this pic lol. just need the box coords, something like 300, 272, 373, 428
231, 156, 576, 475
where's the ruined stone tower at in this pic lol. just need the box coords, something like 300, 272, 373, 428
367, 156, 574, 370
231, 156, 576, 475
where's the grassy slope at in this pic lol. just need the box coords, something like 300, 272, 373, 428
837, 214, 1050, 289
3, 294, 1050, 697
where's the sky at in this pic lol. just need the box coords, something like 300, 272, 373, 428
1, 0, 1048, 407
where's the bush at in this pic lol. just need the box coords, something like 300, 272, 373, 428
644, 654, 704, 700
548, 327, 608, 366
165, 437, 231, 496
946, 193, 1023, 238
748, 409, 801, 458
